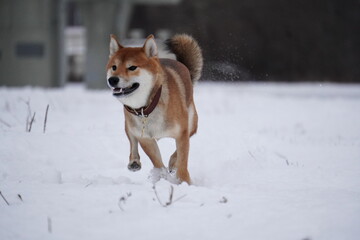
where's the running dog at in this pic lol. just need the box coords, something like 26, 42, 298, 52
106, 34, 203, 184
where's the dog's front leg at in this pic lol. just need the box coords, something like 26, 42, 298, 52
126, 129, 142, 171
139, 138, 165, 169
175, 132, 191, 184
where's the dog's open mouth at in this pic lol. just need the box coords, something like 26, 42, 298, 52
112, 83, 140, 97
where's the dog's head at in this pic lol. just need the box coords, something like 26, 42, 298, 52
106, 35, 162, 109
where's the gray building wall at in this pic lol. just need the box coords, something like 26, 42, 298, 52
0, 0, 62, 87
0, 0, 180, 88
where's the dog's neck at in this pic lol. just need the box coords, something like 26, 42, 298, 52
124, 85, 162, 117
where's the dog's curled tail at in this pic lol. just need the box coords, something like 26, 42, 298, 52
165, 34, 203, 83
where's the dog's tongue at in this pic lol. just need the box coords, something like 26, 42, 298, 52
113, 88, 122, 94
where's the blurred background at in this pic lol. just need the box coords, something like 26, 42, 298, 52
0, 0, 359, 88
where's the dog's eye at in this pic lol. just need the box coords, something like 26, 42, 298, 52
128, 66, 137, 71
112, 65, 117, 71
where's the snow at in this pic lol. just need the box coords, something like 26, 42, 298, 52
1, 82, 360, 240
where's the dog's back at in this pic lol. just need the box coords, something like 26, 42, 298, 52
157, 34, 203, 138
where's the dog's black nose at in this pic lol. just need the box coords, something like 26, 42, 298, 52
108, 77, 119, 87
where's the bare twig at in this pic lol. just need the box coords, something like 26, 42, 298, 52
5, 101, 11, 112
0, 118, 11, 128
0, 191, 10, 206
173, 193, 187, 204
18, 194, 23, 202
248, 151, 257, 161
28, 112, 36, 132
167, 185, 174, 205
22, 98, 32, 132
153, 185, 165, 206
43, 104, 49, 133
275, 152, 290, 166
21, 98, 36, 132
47, 217, 52, 233
153, 184, 186, 207
219, 196, 228, 203
118, 192, 132, 211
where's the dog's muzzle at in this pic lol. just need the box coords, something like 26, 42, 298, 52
107, 76, 140, 97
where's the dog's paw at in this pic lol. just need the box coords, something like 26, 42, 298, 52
128, 161, 141, 171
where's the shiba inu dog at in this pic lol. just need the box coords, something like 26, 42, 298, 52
106, 34, 203, 184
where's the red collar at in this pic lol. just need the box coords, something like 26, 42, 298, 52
124, 86, 162, 117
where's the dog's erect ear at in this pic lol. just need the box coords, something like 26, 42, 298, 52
109, 34, 123, 57
143, 35, 158, 58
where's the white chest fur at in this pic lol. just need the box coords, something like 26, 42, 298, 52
127, 110, 179, 139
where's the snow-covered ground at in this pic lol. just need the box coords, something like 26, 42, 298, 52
1, 82, 360, 240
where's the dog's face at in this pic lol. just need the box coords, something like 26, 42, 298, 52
106, 35, 160, 109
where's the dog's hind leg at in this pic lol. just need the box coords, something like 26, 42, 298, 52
139, 138, 165, 169
175, 132, 191, 184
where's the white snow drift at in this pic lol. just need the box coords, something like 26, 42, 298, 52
0, 82, 360, 240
